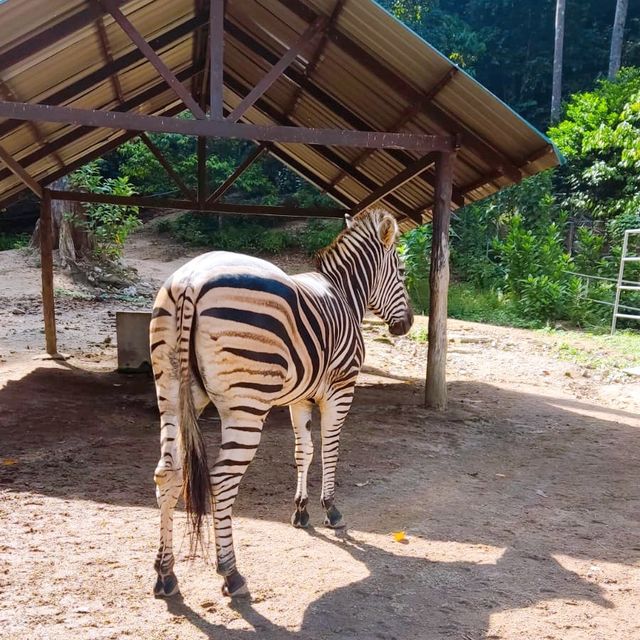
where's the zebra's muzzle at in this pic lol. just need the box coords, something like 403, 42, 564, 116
388, 308, 413, 336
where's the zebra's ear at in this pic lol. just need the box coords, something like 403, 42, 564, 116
344, 213, 354, 229
378, 214, 398, 249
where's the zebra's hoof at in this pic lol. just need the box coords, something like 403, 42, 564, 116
221, 571, 249, 598
291, 508, 310, 528
324, 504, 345, 529
153, 572, 180, 597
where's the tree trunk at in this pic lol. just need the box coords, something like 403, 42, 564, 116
551, 0, 566, 123
30, 177, 92, 266
608, 0, 629, 79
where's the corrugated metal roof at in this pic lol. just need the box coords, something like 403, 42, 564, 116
0, 0, 560, 228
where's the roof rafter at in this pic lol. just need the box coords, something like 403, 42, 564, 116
350, 152, 438, 215
226, 13, 327, 123
0, 15, 207, 141
280, 0, 523, 184
99, 0, 207, 119
94, 13, 125, 105
224, 20, 465, 207
0, 100, 455, 151
0, 65, 204, 185
0, 143, 43, 198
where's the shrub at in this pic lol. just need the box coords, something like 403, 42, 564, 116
0, 233, 29, 251
300, 219, 343, 254
69, 162, 140, 261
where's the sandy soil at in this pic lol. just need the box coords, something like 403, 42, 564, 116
1, 227, 639, 639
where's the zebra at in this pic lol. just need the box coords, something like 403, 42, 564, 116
149, 208, 413, 598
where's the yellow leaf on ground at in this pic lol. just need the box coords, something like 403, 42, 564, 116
392, 531, 407, 542
2, 458, 18, 466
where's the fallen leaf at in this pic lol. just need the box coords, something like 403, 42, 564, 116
2, 459, 18, 466
392, 531, 407, 542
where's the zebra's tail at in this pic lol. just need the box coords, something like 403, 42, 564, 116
177, 287, 211, 549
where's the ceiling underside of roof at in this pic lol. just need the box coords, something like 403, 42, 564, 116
0, 0, 560, 230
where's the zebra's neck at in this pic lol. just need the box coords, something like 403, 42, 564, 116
316, 238, 375, 323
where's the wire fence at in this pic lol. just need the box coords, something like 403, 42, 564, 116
564, 270, 640, 314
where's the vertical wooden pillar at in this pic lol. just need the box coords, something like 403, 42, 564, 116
197, 136, 207, 203
425, 151, 455, 410
209, 0, 225, 120
39, 188, 57, 355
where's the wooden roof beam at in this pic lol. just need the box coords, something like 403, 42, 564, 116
0, 144, 43, 198
0, 65, 204, 184
350, 152, 438, 215
206, 143, 270, 203
0, 16, 207, 140
0, 100, 454, 151
138, 133, 198, 202
94, 15, 125, 105
224, 21, 465, 206
279, 0, 522, 183
226, 14, 328, 123
99, 0, 207, 119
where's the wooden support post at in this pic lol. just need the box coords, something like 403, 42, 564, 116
39, 189, 57, 355
425, 151, 455, 410
197, 136, 207, 202
209, 0, 225, 119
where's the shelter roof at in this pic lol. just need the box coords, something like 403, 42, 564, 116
0, 0, 561, 227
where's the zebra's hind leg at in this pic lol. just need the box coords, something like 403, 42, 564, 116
319, 388, 354, 529
152, 373, 209, 597
211, 408, 267, 597
289, 401, 314, 528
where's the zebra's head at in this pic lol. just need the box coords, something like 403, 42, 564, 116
345, 210, 414, 336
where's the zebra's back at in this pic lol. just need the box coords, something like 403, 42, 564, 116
153, 251, 357, 411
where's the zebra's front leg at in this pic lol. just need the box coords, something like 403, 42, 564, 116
289, 401, 314, 528
212, 410, 266, 597
319, 388, 354, 529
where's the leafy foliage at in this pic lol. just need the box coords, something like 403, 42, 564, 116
0, 233, 29, 251
157, 214, 342, 256
69, 163, 140, 260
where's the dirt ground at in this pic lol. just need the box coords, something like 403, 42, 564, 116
1, 227, 639, 639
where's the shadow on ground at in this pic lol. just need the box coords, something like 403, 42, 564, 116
1, 362, 639, 638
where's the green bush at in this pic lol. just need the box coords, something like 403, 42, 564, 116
398, 225, 432, 313
448, 283, 539, 328
158, 213, 296, 254
158, 214, 342, 256
69, 162, 140, 260
300, 219, 343, 254
0, 233, 29, 251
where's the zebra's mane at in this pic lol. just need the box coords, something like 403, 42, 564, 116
314, 208, 397, 270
